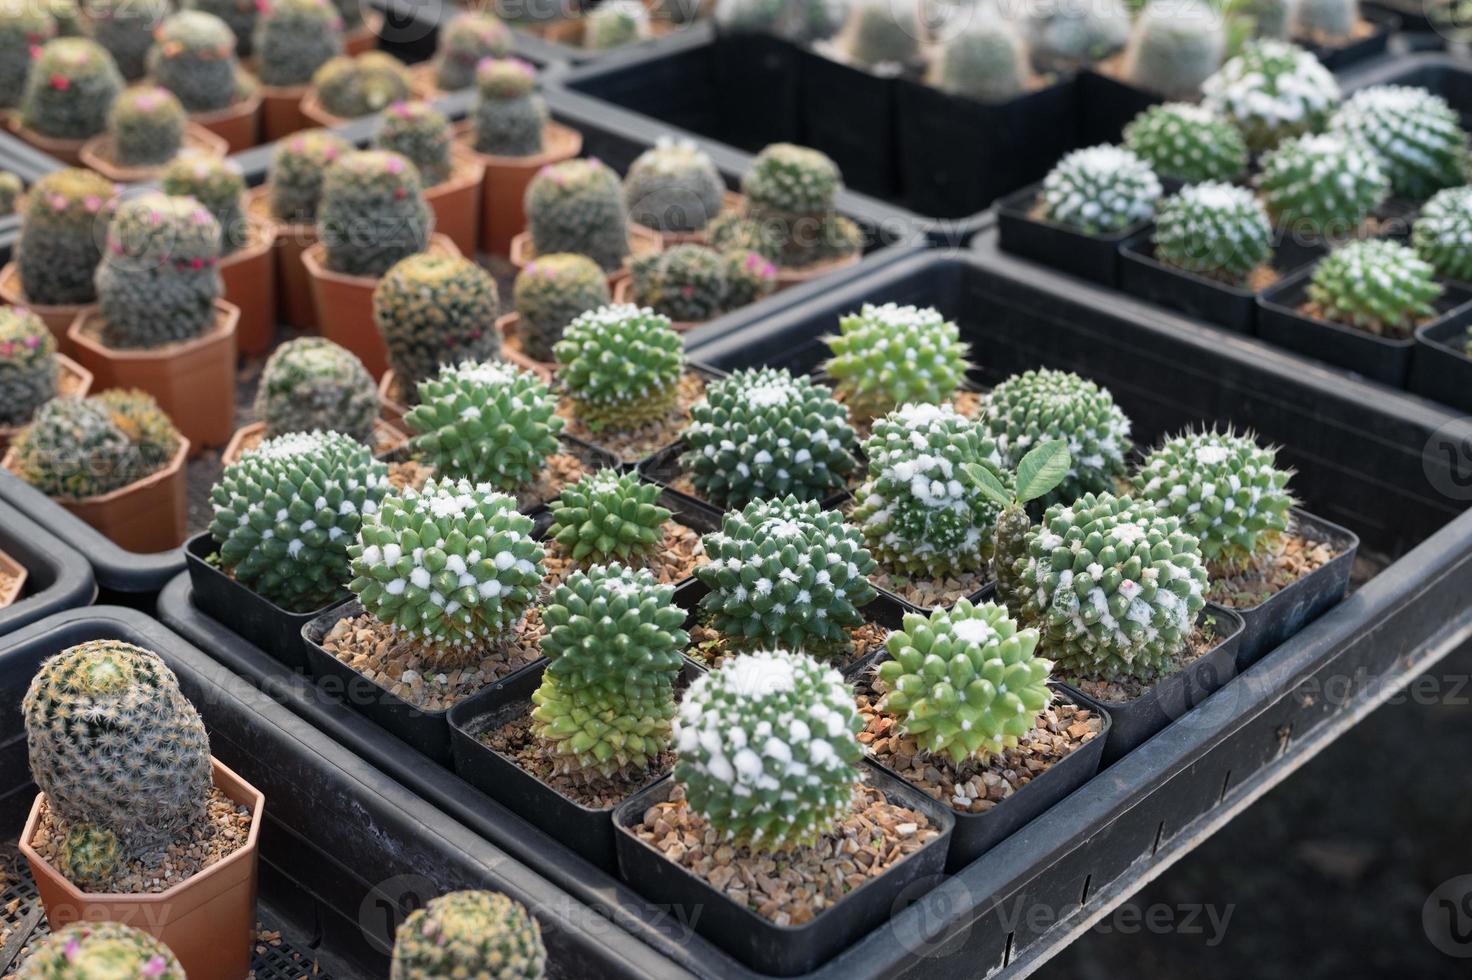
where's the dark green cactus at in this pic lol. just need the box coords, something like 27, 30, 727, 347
266, 128, 350, 224
0, 307, 59, 428
1200, 39, 1340, 153
312, 51, 414, 119
1152, 182, 1274, 285
625, 139, 726, 234
317, 150, 432, 277
1255, 133, 1389, 239
91, 0, 167, 81
372, 100, 454, 187
183, 0, 261, 59
526, 158, 631, 272
20, 37, 123, 140
253, 0, 344, 88
470, 58, 547, 157
148, 11, 244, 113
161, 154, 249, 254
629, 244, 728, 322
255, 337, 380, 442
96, 192, 223, 349
1122, 102, 1249, 184
512, 252, 610, 362
1330, 85, 1470, 200
433, 12, 513, 91
15, 168, 116, 306
1306, 239, 1442, 338
107, 85, 187, 167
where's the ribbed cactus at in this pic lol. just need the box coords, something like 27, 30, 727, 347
318, 150, 432, 277
0, 307, 59, 428
1255, 133, 1388, 238
210, 430, 389, 611
1039, 145, 1161, 235
624, 139, 726, 234
512, 253, 611, 362
267, 128, 350, 224
548, 470, 671, 565
876, 600, 1052, 765
838, 0, 920, 69
183, 0, 261, 59
376, 253, 501, 394
1122, 0, 1225, 100
405, 360, 563, 490
255, 337, 379, 442
1330, 86, 1470, 201
1306, 239, 1442, 338
823, 303, 971, 422
10, 391, 180, 499
681, 367, 857, 509
96, 192, 223, 349
1021, 0, 1130, 73
253, 0, 344, 88
56, 824, 122, 892
0, 6, 55, 109
23, 640, 213, 857
629, 244, 728, 322
16, 921, 186, 979
585, 0, 651, 49
1293, 0, 1357, 40
312, 52, 413, 118
533, 563, 688, 775
91, 0, 164, 81
554, 304, 685, 431
433, 12, 512, 91
107, 85, 186, 167
20, 37, 123, 140
471, 58, 547, 157
674, 649, 863, 850
390, 891, 546, 980
161, 154, 249, 254
526, 158, 632, 272
1413, 186, 1472, 282
148, 11, 243, 113
709, 143, 862, 270
1152, 182, 1274, 285
931, 19, 1031, 103
15, 168, 116, 307
1122, 102, 1248, 184
0, 172, 20, 216
1201, 40, 1340, 153
347, 478, 546, 662
373, 100, 454, 187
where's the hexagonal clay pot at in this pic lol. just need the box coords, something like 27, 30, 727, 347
0, 262, 97, 351
189, 89, 262, 154
456, 121, 582, 257
78, 123, 230, 183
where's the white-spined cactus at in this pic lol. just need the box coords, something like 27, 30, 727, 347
1122, 102, 1249, 184
1255, 133, 1389, 238
1038, 145, 1162, 235
547, 470, 671, 566
1413, 186, 1472, 282
1152, 182, 1274, 285
554, 304, 685, 432
1201, 39, 1340, 153
1122, 0, 1225, 100
1330, 86, 1470, 201
1305, 239, 1442, 338
822, 303, 972, 422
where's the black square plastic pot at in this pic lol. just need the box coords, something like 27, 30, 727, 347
1056, 603, 1245, 765
1257, 266, 1472, 387
1303, 7, 1398, 70
0, 499, 95, 637
1410, 315, 1472, 413
1074, 68, 1164, 147
996, 182, 1151, 287
796, 48, 900, 201
612, 765, 955, 977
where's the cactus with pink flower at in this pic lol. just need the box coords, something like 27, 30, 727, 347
0, 6, 56, 109
317, 150, 432, 277
16, 168, 119, 307
0, 307, 59, 428
19, 37, 124, 140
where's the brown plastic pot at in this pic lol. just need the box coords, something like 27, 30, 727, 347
0, 354, 93, 454
458, 121, 582, 257
344, 13, 382, 55
221, 418, 407, 466
190, 89, 262, 154
509, 222, 663, 284
78, 124, 230, 182
20, 758, 263, 980
776, 250, 862, 291
494, 313, 557, 379
611, 277, 702, 332
0, 262, 98, 351
425, 146, 484, 258
2, 434, 190, 552
302, 233, 460, 379
245, 186, 317, 330
0, 546, 27, 606
67, 300, 240, 455
5, 115, 86, 165
220, 215, 278, 355
258, 82, 311, 142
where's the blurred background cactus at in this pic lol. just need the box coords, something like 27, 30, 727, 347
10, 390, 181, 499
512, 253, 611, 361
21, 37, 124, 140
1152, 182, 1274, 285
1330, 86, 1470, 201
0, 6, 56, 109
254, 337, 379, 441
183, 0, 261, 58
1306, 239, 1441, 338
526, 158, 632, 271
317, 150, 432, 277
1038, 144, 1161, 235
709, 143, 862, 270
266, 129, 350, 224
931, 19, 1034, 103
16, 168, 117, 307
390, 890, 546, 980
162, 155, 250, 253
1201, 40, 1339, 153
1022, 0, 1129, 74
1292, 0, 1357, 41
312, 51, 414, 119
148, 11, 246, 113
471, 58, 548, 157
16, 921, 186, 979
91, 0, 168, 81
433, 12, 513, 91
1255, 133, 1388, 239
372, 100, 455, 187
1413, 186, 1472, 283
0, 172, 21, 217
585, 0, 652, 49
836, 0, 921, 71
624, 139, 726, 235
1122, 102, 1248, 184
253, 0, 344, 88
107, 85, 187, 167
629, 243, 774, 322
0, 307, 59, 429
1122, 0, 1225, 100
375, 253, 501, 394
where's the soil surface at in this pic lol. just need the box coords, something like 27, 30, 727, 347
687, 614, 887, 671
542, 519, 703, 588
1209, 529, 1338, 609
1062, 621, 1219, 704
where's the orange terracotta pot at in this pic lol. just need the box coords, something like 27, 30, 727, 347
425, 146, 485, 258
459, 121, 582, 257
2, 435, 191, 552
344, 13, 383, 55
258, 83, 311, 142
298, 89, 350, 130
377, 370, 407, 428
776, 251, 862, 291
302, 234, 460, 379
407, 62, 446, 101
190, 90, 263, 154
5, 115, 86, 165
20, 758, 263, 980
67, 301, 240, 454
509, 222, 663, 284
220, 215, 278, 355
222, 418, 407, 466
246, 186, 318, 330
78, 124, 230, 182
0, 262, 96, 352
611, 277, 701, 332
494, 313, 557, 380
0, 546, 27, 606
0, 354, 94, 454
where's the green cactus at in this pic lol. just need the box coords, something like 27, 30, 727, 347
376, 253, 501, 394
0, 307, 59, 429
1021, 0, 1130, 73
318, 150, 432, 277
433, 12, 512, 91
94, 388, 181, 464
107, 85, 187, 167
92, 0, 169, 81
0, 171, 21, 216
23, 639, 213, 856
20, 37, 124, 140
714, 0, 843, 44
0, 6, 55, 109
1306, 239, 1442, 338
526, 158, 632, 272
743, 141, 841, 216
624, 139, 726, 234
183, 0, 261, 59
930, 19, 1031, 103
584, 0, 650, 48
15, 168, 116, 307
1122, 0, 1225, 100
1255, 133, 1389, 239
960, 439, 1073, 608
390, 890, 546, 980
1292, 0, 1357, 39
56, 824, 122, 892
1014, 492, 1208, 681
373, 100, 454, 187
674, 648, 864, 850
532, 563, 688, 775
347, 478, 546, 663
1122, 102, 1249, 184
1200, 40, 1340, 153
1330, 86, 1470, 201
1413, 186, 1472, 282
839, 0, 921, 69
876, 600, 1053, 766
16, 921, 186, 979
512, 253, 611, 362
823, 303, 971, 422
547, 470, 671, 565
266, 128, 350, 224
629, 244, 728, 322
405, 360, 563, 490
721, 248, 779, 308
255, 337, 380, 442
554, 304, 685, 431
253, 0, 344, 88
161, 154, 249, 254
709, 143, 862, 270
312, 51, 414, 118
96, 192, 223, 350
1152, 182, 1273, 285
148, 11, 244, 113
10, 391, 180, 499
1039, 144, 1161, 235
471, 58, 547, 157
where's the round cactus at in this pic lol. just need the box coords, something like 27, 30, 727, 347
981, 369, 1133, 506
0, 307, 59, 429
253, 0, 344, 88
433, 12, 512, 91
512, 253, 611, 362
1134, 429, 1295, 573
312, 51, 414, 118
1413, 186, 1472, 282
373, 100, 454, 187
56, 824, 122, 892
405, 360, 563, 490
1039, 145, 1161, 235
1201, 40, 1340, 153
266, 128, 350, 224
547, 470, 671, 566
823, 303, 971, 422
674, 648, 864, 851
624, 139, 726, 234
9, 391, 179, 499
743, 142, 841, 216
318, 150, 432, 278
347, 478, 546, 662
1021, 0, 1130, 73
930, 19, 1032, 103
838, 0, 920, 69
1330, 86, 1470, 201
1306, 239, 1442, 338
23, 639, 213, 856
681, 367, 858, 509
712, 143, 861, 270
526, 158, 631, 272
91, 0, 166, 81
1122, 0, 1225, 100
1122, 102, 1249, 184
209, 431, 389, 611
15, 168, 117, 307
16, 921, 186, 980
390, 890, 546, 980
183, 0, 261, 58
1293, 0, 1357, 40
375, 253, 501, 395
0, 6, 56, 110
161, 154, 249, 254
255, 337, 380, 442
21, 37, 124, 140
721, 248, 779, 309
1255, 133, 1389, 239
1152, 182, 1273, 285
585, 0, 651, 49
106, 85, 185, 167
532, 563, 688, 775
629, 244, 728, 322
148, 11, 243, 113
876, 600, 1053, 766
1013, 492, 1208, 681
554, 305, 685, 431
471, 58, 547, 158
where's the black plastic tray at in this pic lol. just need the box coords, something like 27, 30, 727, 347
0, 500, 96, 637
1410, 315, 1472, 413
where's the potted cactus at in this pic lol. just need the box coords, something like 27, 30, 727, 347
1330, 86, 1469, 202
1410, 188, 1472, 411
623, 138, 734, 244
18, 640, 265, 979
514, 157, 663, 277
11, 37, 123, 164
1020, 0, 1129, 74
390, 890, 546, 978
183, 0, 261, 58
332, 0, 381, 55
372, 100, 485, 256
251, 0, 344, 140
1255, 132, 1389, 245
542, 469, 705, 586
14, 921, 186, 977
1119, 0, 1225, 99
412, 10, 512, 97
147, 10, 261, 152
821, 302, 974, 425
616, 243, 777, 329
79, 84, 229, 182
831, 0, 922, 73
66, 192, 240, 453
302, 149, 454, 378
927, 18, 1038, 103
1122, 102, 1248, 184
0, 168, 119, 343
0, 6, 56, 112
457, 58, 582, 256
0, 305, 93, 453
1200, 39, 1339, 153
584, 1, 653, 48
301, 50, 413, 126
91, 0, 170, 80
0, 541, 25, 606
501, 252, 610, 375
